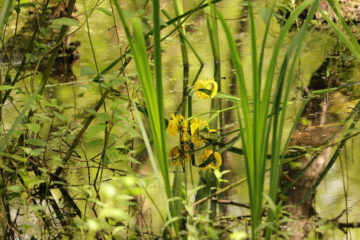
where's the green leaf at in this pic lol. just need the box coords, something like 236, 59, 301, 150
96, 112, 111, 122
0, 0, 12, 36
7, 185, 23, 193
0, 85, 16, 91
214, 91, 240, 102
29, 148, 45, 156
1, 153, 27, 163
87, 123, 106, 139
26, 139, 47, 147
123, 10, 144, 18
127, 156, 141, 164
96, 7, 113, 16
0, 93, 37, 155
53, 111, 67, 122
25, 123, 41, 133
49, 17, 79, 27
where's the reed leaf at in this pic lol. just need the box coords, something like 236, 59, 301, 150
212, 0, 320, 238
0, 0, 12, 37
113, 1, 177, 235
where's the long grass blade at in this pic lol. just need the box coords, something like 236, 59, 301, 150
0, 0, 12, 37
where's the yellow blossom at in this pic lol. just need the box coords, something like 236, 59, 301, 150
198, 148, 222, 171
190, 118, 216, 146
168, 114, 188, 136
211, 152, 222, 170
169, 145, 190, 167
190, 118, 207, 146
194, 79, 218, 99
181, 131, 190, 143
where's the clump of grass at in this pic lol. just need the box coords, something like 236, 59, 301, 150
212, 0, 360, 238
212, 0, 320, 238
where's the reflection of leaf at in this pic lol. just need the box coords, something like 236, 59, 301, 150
80, 65, 97, 77
259, 7, 272, 24
87, 123, 106, 139
96, 7, 113, 16
49, 17, 79, 27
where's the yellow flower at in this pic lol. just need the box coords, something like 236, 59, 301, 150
190, 118, 207, 146
181, 131, 190, 143
168, 114, 188, 136
190, 118, 216, 146
198, 148, 222, 171
211, 152, 222, 170
194, 79, 218, 99
169, 146, 181, 166
169, 145, 190, 167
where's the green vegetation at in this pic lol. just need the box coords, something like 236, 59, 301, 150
1, 0, 360, 239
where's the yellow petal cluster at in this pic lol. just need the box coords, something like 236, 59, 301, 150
168, 114, 188, 137
194, 79, 218, 99
199, 148, 222, 171
168, 114, 219, 170
169, 145, 190, 167
190, 118, 208, 146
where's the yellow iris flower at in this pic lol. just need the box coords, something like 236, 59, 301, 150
168, 113, 188, 136
198, 148, 222, 171
194, 79, 218, 99
169, 145, 190, 167
190, 118, 207, 146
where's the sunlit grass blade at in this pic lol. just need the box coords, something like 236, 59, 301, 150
113, 1, 177, 236
319, 8, 360, 60
196, 1, 222, 218
266, 2, 320, 238
205, 5, 220, 61
169, 0, 189, 227
0, 0, 11, 37
326, 0, 360, 57
211, 4, 255, 237
269, 0, 320, 206
258, 1, 276, 85
0, 94, 36, 154
133, 103, 168, 224
172, 0, 189, 66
